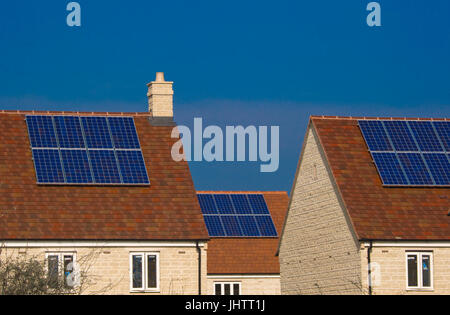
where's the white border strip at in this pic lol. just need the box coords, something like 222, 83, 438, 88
364, 241, 450, 248
207, 275, 280, 279
1, 240, 206, 248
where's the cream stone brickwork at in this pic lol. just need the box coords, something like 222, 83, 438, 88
206, 276, 281, 295
361, 245, 450, 295
147, 72, 174, 117
0, 242, 207, 295
279, 126, 362, 295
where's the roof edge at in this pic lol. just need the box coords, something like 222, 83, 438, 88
310, 115, 449, 121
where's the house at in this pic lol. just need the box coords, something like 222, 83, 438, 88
0, 73, 210, 294
278, 116, 450, 295
197, 191, 288, 295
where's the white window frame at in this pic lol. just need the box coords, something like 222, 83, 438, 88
45, 252, 77, 287
214, 282, 241, 295
129, 252, 160, 293
405, 251, 433, 291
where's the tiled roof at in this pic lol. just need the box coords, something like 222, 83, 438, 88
0, 112, 209, 240
201, 191, 289, 274
311, 116, 450, 241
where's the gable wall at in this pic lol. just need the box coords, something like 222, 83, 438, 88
279, 126, 362, 294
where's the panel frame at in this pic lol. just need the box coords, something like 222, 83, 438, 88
31, 149, 66, 184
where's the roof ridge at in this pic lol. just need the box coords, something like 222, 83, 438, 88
0, 110, 151, 116
310, 115, 449, 121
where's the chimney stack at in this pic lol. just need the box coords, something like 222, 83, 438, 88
147, 72, 174, 118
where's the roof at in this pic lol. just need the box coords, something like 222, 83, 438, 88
0, 111, 209, 240
309, 116, 450, 241
201, 191, 289, 274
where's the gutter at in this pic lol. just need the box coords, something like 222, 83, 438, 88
367, 240, 373, 296
196, 241, 202, 295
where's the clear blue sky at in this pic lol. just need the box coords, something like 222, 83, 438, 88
1, 1, 449, 192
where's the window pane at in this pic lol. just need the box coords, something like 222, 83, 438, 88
233, 283, 240, 295
407, 255, 418, 287
63, 255, 74, 287
215, 284, 222, 295
224, 283, 231, 295
422, 255, 431, 287
47, 255, 59, 288
147, 255, 157, 289
132, 255, 143, 289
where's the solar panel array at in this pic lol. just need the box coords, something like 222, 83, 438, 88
198, 194, 278, 237
26, 115, 150, 185
359, 120, 450, 186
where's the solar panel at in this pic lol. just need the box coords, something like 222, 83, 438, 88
200, 194, 278, 238
32, 149, 64, 183
422, 154, 450, 185
372, 153, 408, 185
383, 121, 418, 151
358, 120, 392, 151
221, 216, 242, 236
26, 116, 58, 148
108, 117, 140, 149
230, 194, 252, 214
204, 216, 225, 237
214, 194, 235, 214
116, 151, 149, 184
247, 194, 270, 214
359, 120, 449, 187
60, 150, 93, 184
197, 194, 218, 214
397, 153, 434, 185
26, 115, 149, 185
54, 116, 85, 148
255, 216, 278, 237
89, 150, 121, 184
409, 121, 443, 152
81, 117, 113, 149
237, 216, 260, 236
433, 121, 450, 151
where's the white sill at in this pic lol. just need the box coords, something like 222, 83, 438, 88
406, 287, 434, 292
130, 288, 160, 294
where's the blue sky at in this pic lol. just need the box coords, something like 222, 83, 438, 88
1, 1, 449, 192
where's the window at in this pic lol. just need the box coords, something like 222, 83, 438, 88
214, 282, 241, 295
45, 253, 76, 288
406, 252, 433, 290
130, 252, 159, 292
